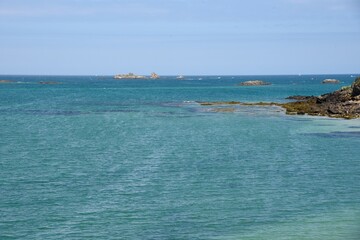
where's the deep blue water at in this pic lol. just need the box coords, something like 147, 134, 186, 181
1, 75, 359, 239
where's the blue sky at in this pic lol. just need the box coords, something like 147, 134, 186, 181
0, 0, 359, 75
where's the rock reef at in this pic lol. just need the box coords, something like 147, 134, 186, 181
285, 95, 315, 101
238, 80, 271, 86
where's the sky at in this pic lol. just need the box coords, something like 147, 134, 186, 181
0, 0, 359, 75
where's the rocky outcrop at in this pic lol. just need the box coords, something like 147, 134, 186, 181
150, 72, 160, 79
285, 95, 315, 101
281, 77, 360, 118
238, 80, 271, 86
0, 80, 15, 83
114, 73, 146, 79
198, 77, 360, 119
351, 77, 360, 97
322, 79, 340, 84
114, 72, 161, 79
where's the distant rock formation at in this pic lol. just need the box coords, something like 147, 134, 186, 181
150, 72, 160, 79
238, 80, 271, 86
114, 73, 146, 79
322, 79, 340, 84
0, 80, 15, 83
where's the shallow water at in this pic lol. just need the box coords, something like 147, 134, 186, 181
1, 75, 359, 239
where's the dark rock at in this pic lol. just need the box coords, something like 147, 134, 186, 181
317, 87, 352, 103
286, 95, 315, 101
351, 77, 360, 97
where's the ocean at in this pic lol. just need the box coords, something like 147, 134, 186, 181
1, 74, 359, 239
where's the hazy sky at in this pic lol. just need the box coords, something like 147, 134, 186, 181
0, 0, 359, 75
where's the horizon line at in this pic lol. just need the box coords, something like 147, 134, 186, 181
0, 73, 359, 77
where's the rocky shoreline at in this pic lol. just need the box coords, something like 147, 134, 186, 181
281, 77, 360, 118
198, 77, 360, 119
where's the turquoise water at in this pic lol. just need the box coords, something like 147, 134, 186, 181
1, 75, 359, 239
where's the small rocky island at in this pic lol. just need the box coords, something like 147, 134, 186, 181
114, 72, 160, 79
322, 79, 340, 84
114, 73, 146, 79
238, 80, 271, 86
0, 80, 15, 83
199, 77, 360, 119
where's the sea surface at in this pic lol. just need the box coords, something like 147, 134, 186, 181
1, 74, 359, 239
